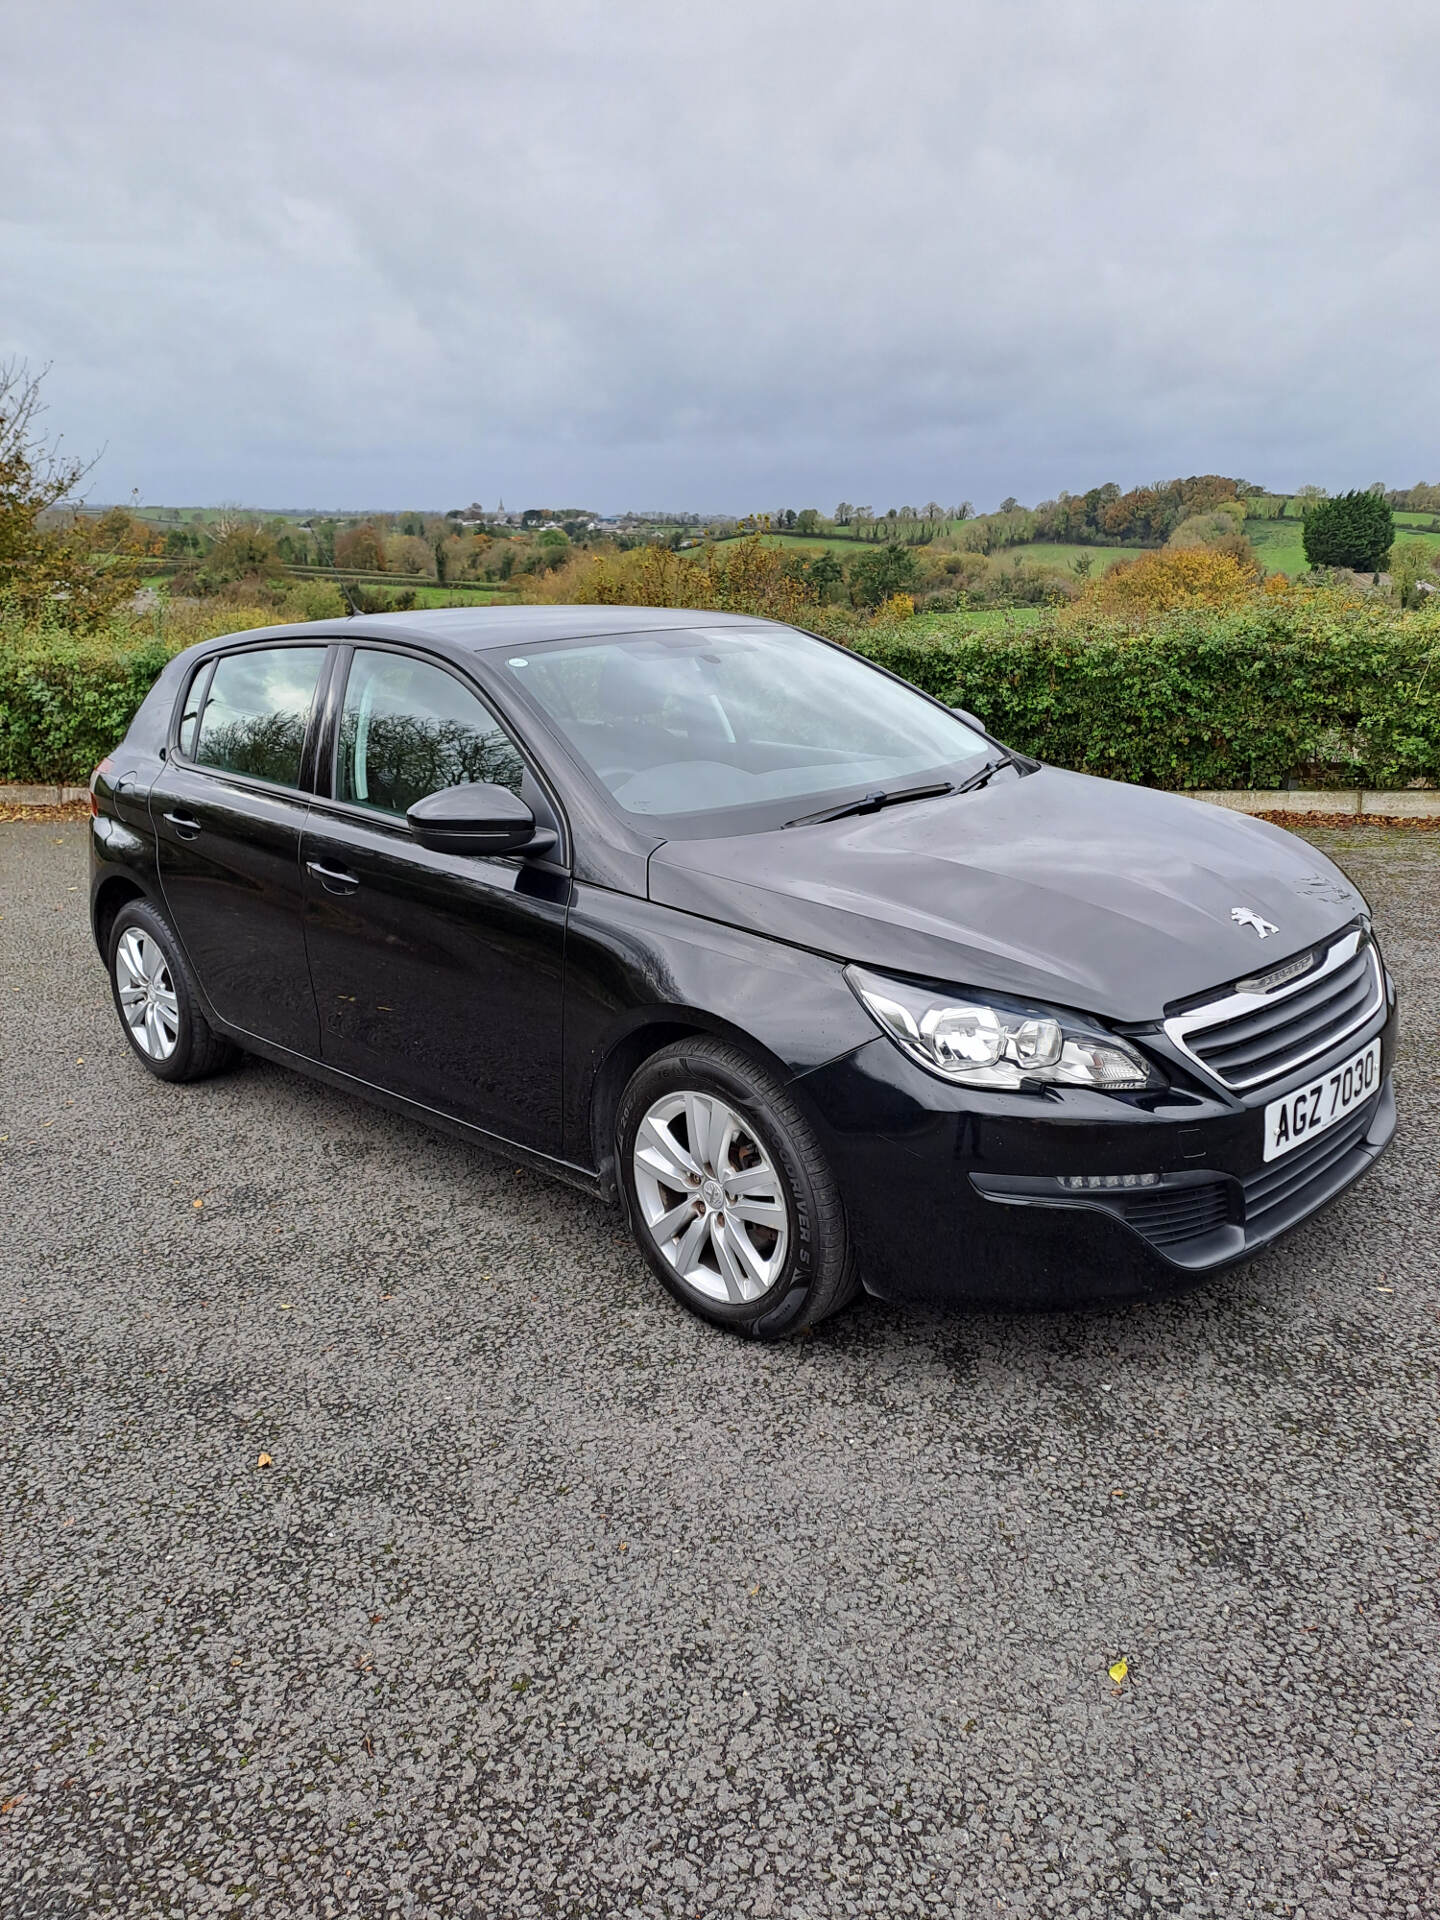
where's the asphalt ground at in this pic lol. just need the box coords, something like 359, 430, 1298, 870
2, 818, 1437, 1920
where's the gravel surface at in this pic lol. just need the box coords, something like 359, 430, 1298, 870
2, 819, 1437, 1919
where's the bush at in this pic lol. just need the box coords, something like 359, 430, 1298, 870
1068, 546, 1260, 617
849, 543, 920, 609
0, 603, 280, 783
522, 535, 818, 624
1302, 490, 1394, 573
853, 595, 1440, 790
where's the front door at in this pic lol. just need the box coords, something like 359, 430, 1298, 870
151, 642, 329, 1054
300, 646, 568, 1153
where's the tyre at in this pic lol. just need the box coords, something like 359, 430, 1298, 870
616, 1036, 860, 1339
107, 898, 237, 1083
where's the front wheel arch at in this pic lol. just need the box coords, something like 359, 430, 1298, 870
588, 1012, 809, 1202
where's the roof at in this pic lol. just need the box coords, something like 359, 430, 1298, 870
330, 605, 777, 652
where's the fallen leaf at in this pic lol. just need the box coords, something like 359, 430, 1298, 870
279, 1303, 294, 1311
1, 1795, 24, 1814
256, 1452, 273, 1469
617, 1541, 629, 1553
1108, 1658, 1129, 1685
192, 1199, 203, 1210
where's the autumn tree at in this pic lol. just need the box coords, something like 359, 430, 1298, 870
0, 360, 144, 624
334, 523, 387, 571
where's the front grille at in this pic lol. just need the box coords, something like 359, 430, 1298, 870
1115, 1181, 1233, 1247
1165, 927, 1383, 1093
1241, 1095, 1380, 1229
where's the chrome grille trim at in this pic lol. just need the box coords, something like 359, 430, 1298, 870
1164, 927, 1384, 1094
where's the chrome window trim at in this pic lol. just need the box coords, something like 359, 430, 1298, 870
1163, 928, 1384, 1094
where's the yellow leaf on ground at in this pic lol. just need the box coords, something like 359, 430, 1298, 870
256, 1452, 273, 1469
1108, 1658, 1129, 1684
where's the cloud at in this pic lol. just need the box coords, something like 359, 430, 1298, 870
6, 0, 1438, 509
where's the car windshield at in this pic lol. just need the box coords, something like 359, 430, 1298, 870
502, 624, 996, 836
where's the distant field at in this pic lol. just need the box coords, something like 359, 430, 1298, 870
396, 582, 517, 606
748, 532, 865, 558
985, 542, 1145, 574
1246, 517, 1440, 576
1244, 520, 1309, 574
141, 574, 517, 607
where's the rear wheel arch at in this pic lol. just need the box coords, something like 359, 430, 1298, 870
92, 875, 150, 957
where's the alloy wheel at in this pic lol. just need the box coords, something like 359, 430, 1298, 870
631, 1090, 789, 1303
115, 928, 180, 1061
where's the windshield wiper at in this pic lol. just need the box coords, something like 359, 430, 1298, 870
785, 780, 954, 829
954, 756, 1012, 795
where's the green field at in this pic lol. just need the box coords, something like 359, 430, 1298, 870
987, 542, 1146, 574
142, 573, 517, 607
1246, 516, 1440, 576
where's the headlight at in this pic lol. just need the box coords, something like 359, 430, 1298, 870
845, 965, 1157, 1091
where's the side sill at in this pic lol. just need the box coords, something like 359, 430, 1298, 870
210, 1020, 605, 1202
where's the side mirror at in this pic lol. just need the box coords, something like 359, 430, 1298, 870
951, 705, 987, 734
406, 782, 556, 857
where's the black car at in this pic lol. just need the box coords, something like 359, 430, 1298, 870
89, 607, 1398, 1339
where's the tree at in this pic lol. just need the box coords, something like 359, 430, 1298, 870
850, 542, 919, 608
794, 508, 821, 535
833, 502, 853, 526
334, 523, 387, 571
1302, 490, 1394, 573
0, 359, 143, 624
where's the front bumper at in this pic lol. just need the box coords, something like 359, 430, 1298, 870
794, 970, 1399, 1311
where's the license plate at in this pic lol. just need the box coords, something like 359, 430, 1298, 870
1263, 1038, 1381, 1162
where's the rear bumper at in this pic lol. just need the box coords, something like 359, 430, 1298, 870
794, 982, 1399, 1312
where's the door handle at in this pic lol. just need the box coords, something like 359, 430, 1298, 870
163, 811, 202, 840
306, 859, 360, 896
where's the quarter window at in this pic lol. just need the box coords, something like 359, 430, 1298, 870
337, 650, 526, 818
191, 647, 327, 788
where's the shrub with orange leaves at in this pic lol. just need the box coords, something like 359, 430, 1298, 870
521, 534, 819, 625
1067, 546, 1261, 619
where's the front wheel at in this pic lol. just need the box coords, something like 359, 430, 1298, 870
616, 1037, 860, 1339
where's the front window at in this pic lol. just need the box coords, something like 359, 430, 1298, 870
503, 624, 994, 835
336, 649, 526, 818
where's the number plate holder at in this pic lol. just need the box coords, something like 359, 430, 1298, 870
1262, 1038, 1381, 1163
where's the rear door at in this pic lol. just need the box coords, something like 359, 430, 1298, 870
299, 644, 569, 1152
150, 641, 330, 1054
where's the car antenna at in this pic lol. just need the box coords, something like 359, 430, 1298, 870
339, 580, 365, 617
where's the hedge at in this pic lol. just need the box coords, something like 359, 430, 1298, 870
3, 597, 1438, 791
0, 608, 274, 786
853, 600, 1440, 791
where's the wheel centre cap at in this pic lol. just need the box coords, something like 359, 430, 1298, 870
701, 1177, 725, 1210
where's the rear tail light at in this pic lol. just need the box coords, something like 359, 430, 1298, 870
90, 756, 115, 816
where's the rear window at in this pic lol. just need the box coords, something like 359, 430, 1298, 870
192, 647, 327, 788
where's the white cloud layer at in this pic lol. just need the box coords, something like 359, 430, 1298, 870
5, 0, 1438, 510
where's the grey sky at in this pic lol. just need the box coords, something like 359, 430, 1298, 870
5, 0, 1437, 512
